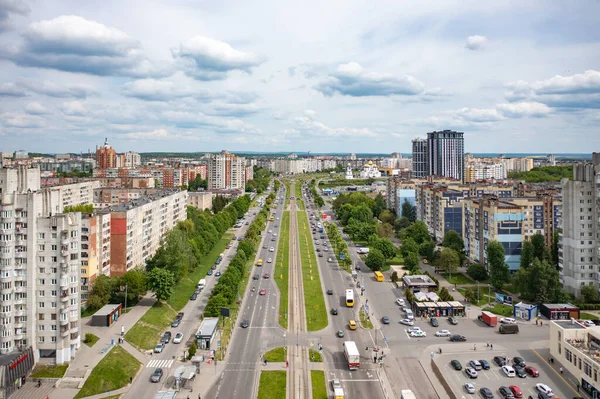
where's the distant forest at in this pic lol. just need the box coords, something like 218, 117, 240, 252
508, 165, 573, 182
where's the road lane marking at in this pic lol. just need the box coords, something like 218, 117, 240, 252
147, 359, 174, 368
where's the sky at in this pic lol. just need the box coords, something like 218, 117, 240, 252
0, 0, 599, 154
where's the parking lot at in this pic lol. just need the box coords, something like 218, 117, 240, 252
432, 345, 574, 398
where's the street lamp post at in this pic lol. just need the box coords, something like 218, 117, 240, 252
124, 284, 128, 312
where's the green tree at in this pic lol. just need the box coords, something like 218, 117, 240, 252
376, 223, 394, 239
399, 221, 431, 244
487, 241, 510, 291
187, 341, 197, 359
442, 230, 466, 264
371, 194, 387, 219
212, 195, 229, 213
404, 251, 420, 273
113, 269, 147, 307
580, 284, 600, 303
393, 217, 411, 232
365, 249, 385, 271
379, 209, 395, 224
86, 275, 115, 310
391, 271, 399, 283
467, 263, 488, 281
400, 238, 419, 259
401, 200, 416, 222
463, 287, 478, 303
372, 238, 397, 259
147, 268, 175, 301
438, 247, 460, 274
438, 286, 454, 301
520, 240, 534, 269
356, 223, 376, 241
531, 233, 546, 261
351, 204, 374, 224
419, 241, 436, 262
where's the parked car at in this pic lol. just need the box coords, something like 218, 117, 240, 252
447, 316, 458, 325
513, 357, 525, 367
259, 289, 267, 296
190, 293, 197, 300
514, 366, 527, 378
509, 385, 523, 398
450, 360, 462, 370
326, 289, 333, 295
465, 367, 478, 379
410, 330, 426, 337
464, 383, 475, 394
479, 388, 494, 399
173, 332, 184, 344
215, 271, 221, 277
494, 356, 507, 366
154, 343, 165, 353
479, 360, 490, 370
381, 316, 390, 324
499, 386, 515, 398
207, 270, 213, 276
435, 330, 451, 337
502, 365, 516, 377
449, 334, 466, 342
430, 318, 439, 327
160, 332, 172, 343
535, 383, 553, 397
525, 366, 539, 377
150, 367, 163, 383
176, 312, 184, 320
501, 317, 517, 324
468, 360, 483, 370
318, 253, 324, 257
241, 319, 249, 328
400, 319, 414, 326
171, 319, 180, 328
396, 298, 405, 306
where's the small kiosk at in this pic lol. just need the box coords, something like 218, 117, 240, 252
513, 302, 538, 321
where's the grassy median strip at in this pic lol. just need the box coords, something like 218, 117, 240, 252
359, 309, 374, 329
257, 371, 287, 399
275, 211, 290, 328
126, 234, 233, 350
263, 347, 287, 362
311, 370, 328, 399
74, 346, 141, 399
31, 365, 68, 378
297, 210, 328, 331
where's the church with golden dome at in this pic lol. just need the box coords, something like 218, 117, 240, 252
359, 160, 381, 178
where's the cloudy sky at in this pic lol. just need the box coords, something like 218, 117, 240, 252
0, 0, 599, 154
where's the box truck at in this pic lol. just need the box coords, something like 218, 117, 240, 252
343, 341, 360, 370
478, 311, 498, 327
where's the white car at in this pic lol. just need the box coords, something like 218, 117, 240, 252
583, 320, 595, 327
535, 383, 553, 397
500, 317, 516, 324
502, 365, 516, 377
395, 298, 405, 306
267, 258, 272, 263
269, 247, 275, 252
173, 332, 184, 344
268, 229, 272, 233
399, 319, 414, 326
409, 330, 426, 337
464, 383, 475, 394
435, 329, 452, 337
464, 367, 478, 379
407, 326, 422, 333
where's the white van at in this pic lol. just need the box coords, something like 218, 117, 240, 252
197, 279, 206, 290
405, 309, 414, 320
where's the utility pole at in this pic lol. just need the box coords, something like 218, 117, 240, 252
124, 284, 128, 312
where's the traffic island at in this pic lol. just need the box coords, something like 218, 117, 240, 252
257, 370, 287, 399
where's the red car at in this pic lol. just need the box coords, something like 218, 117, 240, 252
263, 273, 270, 279
259, 289, 266, 296
509, 385, 523, 398
524, 366, 539, 377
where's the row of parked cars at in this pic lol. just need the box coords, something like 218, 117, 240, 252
153, 312, 186, 354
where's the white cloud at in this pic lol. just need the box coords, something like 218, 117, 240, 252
304, 109, 316, 117
1, 112, 44, 128
465, 35, 487, 51
0, 0, 30, 32
24, 102, 48, 115
121, 128, 175, 140
172, 36, 266, 80
455, 107, 504, 122
0, 82, 27, 97
61, 100, 87, 116
121, 79, 197, 101
294, 113, 377, 138
18, 80, 97, 98
496, 101, 551, 118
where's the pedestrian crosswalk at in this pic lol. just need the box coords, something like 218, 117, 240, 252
147, 359, 174, 368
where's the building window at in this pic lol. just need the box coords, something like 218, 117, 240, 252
565, 349, 572, 362
38, 245, 45, 251
39, 290, 44, 297
38, 337, 44, 343
51, 245, 57, 251
51, 313, 57, 320
51, 336, 56, 342
38, 314, 44, 321
39, 279, 45, 285
38, 325, 44, 331
38, 302, 44, 308
38, 233, 45, 239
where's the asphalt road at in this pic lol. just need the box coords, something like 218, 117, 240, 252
206, 187, 288, 399
123, 200, 265, 399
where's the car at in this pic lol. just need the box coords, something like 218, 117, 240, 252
535, 383, 553, 397
447, 316, 458, 325
320, 235, 326, 239
263, 273, 270, 279
327, 257, 333, 262
400, 319, 414, 326
316, 248, 321, 252
430, 318, 439, 327
271, 237, 276, 241
513, 357, 525, 367
382, 316, 390, 324
509, 385, 523, 398
253, 274, 260, 280
502, 365, 516, 377
501, 317, 517, 324
267, 258, 272, 263
469, 360, 483, 370
449, 334, 466, 342
268, 229, 273, 234
525, 366, 539, 377
323, 248, 328, 252
274, 224, 279, 228
396, 298, 405, 306
176, 312, 184, 320
315, 240, 320, 245
207, 270, 213, 276
337, 330, 345, 338
269, 247, 275, 252
150, 367, 163, 383
499, 386, 515, 398
263, 244, 268, 249
407, 326, 422, 333
326, 289, 333, 295
479, 387, 494, 399
410, 330, 426, 337
215, 271, 221, 277
450, 360, 462, 370
154, 343, 165, 353
238, 237, 243, 241
160, 332, 171, 343
241, 319, 249, 328
479, 360, 490, 370
435, 330, 452, 337
173, 332, 184, 344
318, 253, 324, 257
464, 383, 476, 394
211, 264, 217, 270
465, 367, 478, 379
513, 366, 527, 378
259, 289, 266, 296
494, 356, 507, 366
331, 308, 338, 315
190, 293, 197, 300
245, 222, 249, 225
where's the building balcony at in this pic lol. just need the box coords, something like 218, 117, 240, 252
15, 239, 26, 246
0, 251, 12, 259
60, 328, 69, 338
59, 317, 69, 326
13, 332, 24, 341
13, 321, 23, 329
13, 309, 25, 317
60, 293, 70, 302
13, 298, 25, 305
14, 286, 25, 293
61, 250, 68, 257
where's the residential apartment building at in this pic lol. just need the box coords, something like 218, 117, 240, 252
417, 185, 469, 243
93, 188, 164, 209
95, 138, 117, 169
1, 167, 82, 364
411, 138, 428, 178
187, 192, 213, 210
465, 160, 507, 182
427, 130, 465, 182
549, 320, 600, 398
244, 166, 254, 183
51, 180, 100, 209
93, 167, 190, 188
101, 189, 187, 276
559, 153, 600, 297
116, 152, 141, 168
502, 157, 534, 173
38, 159, 96, 175
207, 151, 245, 190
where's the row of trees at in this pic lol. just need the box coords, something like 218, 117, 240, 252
325, 222, 352, 271
308, 179, 325, 208
245, 167, 272, 193
203, 194, 273, 316
508, 165, 572, 183
187, 175, 208, 192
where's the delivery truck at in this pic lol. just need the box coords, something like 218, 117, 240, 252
343, 341, 360, 370
478, 311, 498, 327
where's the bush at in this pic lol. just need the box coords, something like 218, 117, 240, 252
424, 270, 439, 288
188, 341, 197, 359
84, 333, 95, 343
577, 303, 600, 310
391, 271, 399, 283
404, 288, 415, 303
467, 263, 489, 281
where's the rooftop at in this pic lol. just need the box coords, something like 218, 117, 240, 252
92, 304, 121, 317
99, 188, 184, 213
402, 274, 437, 286
543, 303, 578, 309
554, 320, 586, 330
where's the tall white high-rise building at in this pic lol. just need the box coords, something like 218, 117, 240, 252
559, 153, 600, 297
207, 151, 245, 190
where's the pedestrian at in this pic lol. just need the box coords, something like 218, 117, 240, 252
474, 344, 477, 351
129, 376, 133, 384
490, 344, 493, 350
535, 319, 538, 326
187, 395, 190, 399
577, 383, 580, 392
264, 360, 267, 366
366, 346, 369, 351
373, 356, 377, 363
286, 361, 289, 368
559, 366, 563, 374
540, 320, 543, 326
486, 342, 489, 348
438, 348, 442, 354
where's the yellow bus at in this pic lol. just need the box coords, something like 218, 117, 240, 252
374, 271, 384, 282
345, 289, 354, 307
257, 259, 263, 267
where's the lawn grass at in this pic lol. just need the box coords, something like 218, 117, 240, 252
263, 347, 286, 362
385, 256, 403, 266
483, 303, 514, 317
580, 312, 598, 320
126, 234, 232, 350
457, 288, 493, 307
30, 365, 68, 378
275, 211, 290, 328
257, 371, 286, 399
309, 349, 322, 362
311, 370, 328, 399
359, 309, 374, 329
74, 346, 141, 399
83, 333, 99, 347
297, 199, 305, 210
296, 204, 328, 331
441, 273, 475, 285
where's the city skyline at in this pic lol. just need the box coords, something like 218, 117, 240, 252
1, 1, 599, 153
